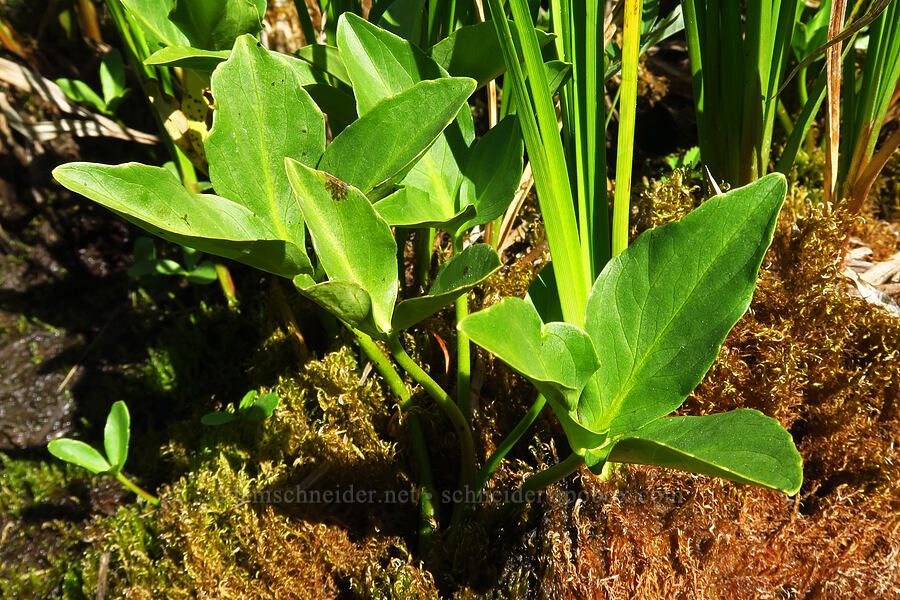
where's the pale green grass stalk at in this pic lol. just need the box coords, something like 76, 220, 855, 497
612, 0, 642, 256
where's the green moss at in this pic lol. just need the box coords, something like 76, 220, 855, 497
0, 453, 89, 599
76, 346, 441, 598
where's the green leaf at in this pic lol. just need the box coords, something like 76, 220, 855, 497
371, 0, 426, 45
430, 20, 555, 88
317, 77, 476, 195
103, 401, 130, 471
55, 78, 107, 114
293, 275, 382, 338
609, 409, 803, 494
459, 297, 599, 412
206, 35, 325, 269
337, 12, 444, 114
543, 60, 572, 97
185, 261, 217, 284
336, 13, 475, 222
296, 44, 352, 86
393, 244, 501, 331
527, 262, 564, 325
373, 186, 476, 229
285, 160, 398, 333
120, 0, 190, 49
100, 49, 127, 108
303, 83, 358, 137
237, 390, 257, 410
583, 174, 787, 436
169, 0, 263, 50
52, 163, 312, 278
47, 439, 111, 474
455, 115, 524, 235
201, 411, 240, 426
245, 392, 280, 422
144, 46, 231, 71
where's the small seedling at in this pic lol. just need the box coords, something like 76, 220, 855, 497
201, 390, 280, 426
47, 401, 159, 505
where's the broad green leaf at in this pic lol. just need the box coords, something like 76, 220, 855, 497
583, 174, 787, 436
317, 77, 476, 195
201, 411, 239, 426
169, 0, 263, 50
609, 409, 803, 494
184, 262, 217, 284
430, 20, 555, 88
296, 45, 352, 86
280, 55, 320, 85
238, 390, 258, 411
120, 0, 189, 49
144, 46, 231, 70
293, 275, 382, 338
459, 298, 599, 411
455, 115, 524, 236
527, 262, 564, 325
103, 401, 130, 471
303, 83, 358, 136
52, 163, 312, 277
393, 244, 501, 331
47, 439, 111, 474
544, 60, 572, 97
100, 49, 127, 107
337, 12, 444, 114
285, 160, 398, 333
55, 78, 106, 114
206, 35, 325, 266
371, 0, 426, 45
373, 186, 476, 229
336, 13, 475, 223
246, 392, 280, 422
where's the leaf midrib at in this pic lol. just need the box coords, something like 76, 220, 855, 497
599, 197, 767, 432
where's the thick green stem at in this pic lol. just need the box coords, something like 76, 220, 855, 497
114, 471, 159, 506
497, 452, 583, 519
352, 329, 438, 548
453, 238, 471, 421
415, 228, 434, 289
475, 394, 546, 493
387, 335, 476, 491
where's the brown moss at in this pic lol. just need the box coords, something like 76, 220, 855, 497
488, 183, 900, 599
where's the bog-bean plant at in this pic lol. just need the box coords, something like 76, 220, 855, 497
49, 1, 802, 548
48, 401, 159, 505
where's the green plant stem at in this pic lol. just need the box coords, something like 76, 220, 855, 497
114, 471, 159, 506
497, 451, 582, 519
475, 394, 546, 493
415, 228, 433, 289
612, 0, 642, 257
453, 238, 472, 421
215, 263, 239, 308
387, 335, 476, 491
352, 329, 438, 547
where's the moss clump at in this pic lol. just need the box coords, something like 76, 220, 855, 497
485, 186, 900, 599
0, 454, 88, 599
81, 347, 439, 599
632, 168, 703, 235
